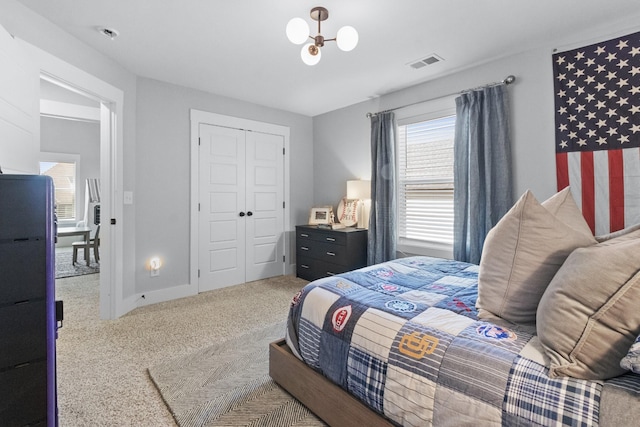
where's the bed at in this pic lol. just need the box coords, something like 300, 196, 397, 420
269, 190, 640, 426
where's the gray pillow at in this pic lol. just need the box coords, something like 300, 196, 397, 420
541, 187, 594, 236
477, 189, 596, 325
537, 229, 640, 379
596, 222, 640, 243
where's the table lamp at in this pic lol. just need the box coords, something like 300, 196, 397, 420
347, 180, 371, 229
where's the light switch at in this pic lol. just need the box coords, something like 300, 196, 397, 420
124, 191, 133, 205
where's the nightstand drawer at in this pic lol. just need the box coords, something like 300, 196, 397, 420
296, 255, 318, 281
315, 260, 352, 278
296, 228, 347, 246
314, 240, 349, 265
297, 255, 352, 280
297, 241, 349, 265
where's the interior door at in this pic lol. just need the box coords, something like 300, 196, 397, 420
199, 124, 246, 291
245, 131, 284, 281
198, 124, 285, 292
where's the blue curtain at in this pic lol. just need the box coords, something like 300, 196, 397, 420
368, 112, 397, 265
453, 84, 513, 264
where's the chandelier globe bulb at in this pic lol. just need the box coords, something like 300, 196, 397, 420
301, 43, 321, 65
286, 17, 310, 45
336, 26, 358, 52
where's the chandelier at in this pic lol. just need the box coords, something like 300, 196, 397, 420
286, 6, 358, 66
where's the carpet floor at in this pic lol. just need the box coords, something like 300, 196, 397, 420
56, 273, 309, 426
148, 322, 325, 427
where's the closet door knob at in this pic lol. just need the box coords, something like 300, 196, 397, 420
239, 212, 245, 217
247, 211, 253, 216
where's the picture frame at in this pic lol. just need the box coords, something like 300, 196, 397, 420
308, 206, 334, 225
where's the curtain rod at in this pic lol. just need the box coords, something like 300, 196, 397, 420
365, 75, 516, 118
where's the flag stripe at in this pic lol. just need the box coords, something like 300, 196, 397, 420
594, 151, 611, 236
624, 148, 640, 227
608, 149, 625, 232
581, 151, 595, 234
567, 152, 583, 212
556, 152, 569, 190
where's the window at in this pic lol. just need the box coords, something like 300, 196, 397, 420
39, 153, 79, 222
397, 109, 456, 256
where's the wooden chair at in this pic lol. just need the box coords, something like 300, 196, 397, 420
72, 225, 100, 266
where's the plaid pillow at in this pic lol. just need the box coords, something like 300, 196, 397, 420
621, 334, 640, 374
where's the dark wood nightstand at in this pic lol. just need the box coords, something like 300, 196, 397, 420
295, 225, 367, 281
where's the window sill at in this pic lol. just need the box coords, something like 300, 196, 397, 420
397, 239, 453, 260
57, 220, 78, 227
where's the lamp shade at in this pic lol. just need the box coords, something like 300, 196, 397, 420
286, 17, 310, 45
336, 26, 359, 52
347, 180, 371, 199
347, 180, 371, 229
301, 43, 321, 66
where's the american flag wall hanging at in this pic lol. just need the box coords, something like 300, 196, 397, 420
553, 31, 640, 235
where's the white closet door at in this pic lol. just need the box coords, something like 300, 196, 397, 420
245, 131, 284, 282
198, 124, 285, 291
199, 124, 246, 291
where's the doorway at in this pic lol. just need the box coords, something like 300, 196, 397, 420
30, 47, 125, 319
39, 78, 101, 278
0, 23, 124, 318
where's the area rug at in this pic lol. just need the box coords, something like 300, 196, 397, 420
55, 247, 100, 279
147, 321, 325, 427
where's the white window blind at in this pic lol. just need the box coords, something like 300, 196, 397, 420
397, 114, 456, 246
40, 161, 77, 220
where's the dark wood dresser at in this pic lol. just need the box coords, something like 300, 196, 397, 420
0, 175, 58, 426
295, 225, 367, 281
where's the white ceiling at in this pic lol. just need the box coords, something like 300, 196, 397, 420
20, 0, 640, 117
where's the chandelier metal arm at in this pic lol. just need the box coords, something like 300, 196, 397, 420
311, 6, 329, 47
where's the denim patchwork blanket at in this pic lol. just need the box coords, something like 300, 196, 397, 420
286, 256, 640, 426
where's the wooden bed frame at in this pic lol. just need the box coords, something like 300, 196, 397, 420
269, 339, 394, 427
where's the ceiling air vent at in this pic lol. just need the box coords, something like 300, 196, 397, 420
408, 54, 443, 69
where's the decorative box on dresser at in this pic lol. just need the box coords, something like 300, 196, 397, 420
0, 175, 58, 426
295, 225, 367, 281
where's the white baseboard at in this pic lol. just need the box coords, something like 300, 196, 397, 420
131, 272, 299, 311
287, 263, 296, 276
134, 283, 198, 308
118, 295, 139, 318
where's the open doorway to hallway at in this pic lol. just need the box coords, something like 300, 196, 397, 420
39, 78, 103, 292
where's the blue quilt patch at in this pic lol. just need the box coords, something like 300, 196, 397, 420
347, 346, 387, 414
388, 322, 454, 383
504, 356, 601, 427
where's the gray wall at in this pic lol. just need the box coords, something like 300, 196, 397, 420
134, 77, 313, 294
312, 21, 640, 214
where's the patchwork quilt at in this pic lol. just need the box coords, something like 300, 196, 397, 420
285, 256, 640, 426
